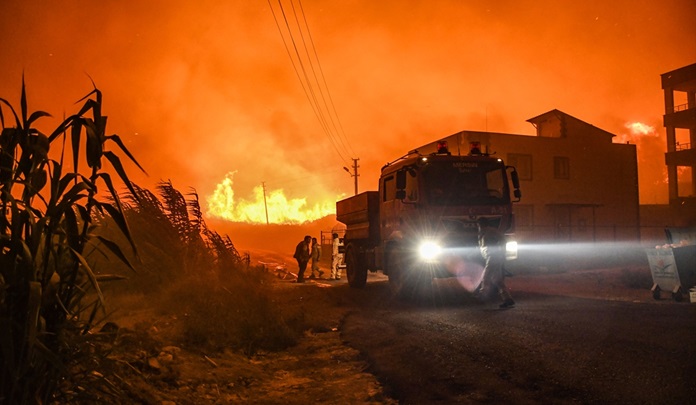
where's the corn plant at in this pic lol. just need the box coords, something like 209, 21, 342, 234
0, 77, 144, 403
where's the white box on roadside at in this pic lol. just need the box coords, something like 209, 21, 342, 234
690, 288, 696, 304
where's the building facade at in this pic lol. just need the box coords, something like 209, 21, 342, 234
661, 62, 696, 208
639, 63, 696, 242
417, 109, 640, 243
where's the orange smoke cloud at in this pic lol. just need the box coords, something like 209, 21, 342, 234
614, 121, 668, 203
2, 0, 694, 221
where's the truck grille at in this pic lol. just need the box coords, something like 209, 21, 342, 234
441, 218, 477, 233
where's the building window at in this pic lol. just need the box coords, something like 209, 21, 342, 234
554, 156, 569, 179
507, 153, 532, 180
515, 205, 534, 229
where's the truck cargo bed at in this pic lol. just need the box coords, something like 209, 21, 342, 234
336, 191, 380, 243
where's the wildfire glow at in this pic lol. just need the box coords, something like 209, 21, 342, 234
206, 172, 337, 224
625, 122, 655, 136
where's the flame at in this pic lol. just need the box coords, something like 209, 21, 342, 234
206, 172, 337, 224
614, 121, 657, 144
625, 122, 655, 136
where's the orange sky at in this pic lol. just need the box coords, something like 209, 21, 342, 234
1, 0, 695, 228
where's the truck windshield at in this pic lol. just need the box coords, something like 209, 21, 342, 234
422, 162, 508, 205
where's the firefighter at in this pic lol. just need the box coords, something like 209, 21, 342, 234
476, 218, 515, 308
309, 237, 324, 279
293, 235, 312, 283
330, 233, 342, 280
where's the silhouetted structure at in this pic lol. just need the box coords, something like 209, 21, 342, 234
661, 63, 696, 206
642, 63, 696, 241
416, 110, 639, 243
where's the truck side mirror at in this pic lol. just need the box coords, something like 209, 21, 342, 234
507, 166, 521, 202
510, 169, 520, 189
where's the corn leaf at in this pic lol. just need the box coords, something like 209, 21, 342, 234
93, 173, 124, 213
27, 111, 51, 127
20, 75, 27, 127
71, 119, 82, 173
69, 248, 105, 310
103, 151, 138, 198
0, 97, 21, 128
63, 206, 81, 251
95, 235, 136, 272
105, 134, 147, 175
98, 202, 136, 255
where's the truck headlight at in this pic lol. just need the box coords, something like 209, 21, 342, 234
505, 240, 518, 260
418, 241, 442, 261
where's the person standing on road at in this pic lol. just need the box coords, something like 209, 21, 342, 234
310, 237, 324, 279
293, 235, 312, 283
476, 218, 515, 308
330, 233, 342, 280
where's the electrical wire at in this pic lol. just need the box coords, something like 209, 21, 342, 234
267, 0, 356, 165
297, 0, 357, 158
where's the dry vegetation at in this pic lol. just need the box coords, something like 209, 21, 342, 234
0, 81, 317, 403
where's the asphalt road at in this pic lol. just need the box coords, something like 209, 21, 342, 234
339, 278, 696, 404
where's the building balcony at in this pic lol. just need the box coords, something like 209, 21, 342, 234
665, 148, 696, 166
676, 142, 691, 151
663, 106, 696, 128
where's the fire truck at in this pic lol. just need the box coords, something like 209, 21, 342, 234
335, 140, 522, 295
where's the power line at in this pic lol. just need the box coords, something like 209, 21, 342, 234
268, 0, 356, 165
268, 0, 347, 164
296, 0, 356, 158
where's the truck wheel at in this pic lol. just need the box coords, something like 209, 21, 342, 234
387, 247, 425, 299
345, 244, 367, 288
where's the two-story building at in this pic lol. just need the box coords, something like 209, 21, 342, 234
416, 109, 639, 243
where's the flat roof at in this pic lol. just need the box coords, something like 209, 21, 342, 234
661, 62, 696, 91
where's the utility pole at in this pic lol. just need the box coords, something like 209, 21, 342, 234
262, 181, 269, 224
343, 158, 360, 195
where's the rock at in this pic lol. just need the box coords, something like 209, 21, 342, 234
148, 357, 162, 370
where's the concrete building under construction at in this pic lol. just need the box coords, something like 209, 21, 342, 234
662, 63, 696, 208
641, 62, 696, 240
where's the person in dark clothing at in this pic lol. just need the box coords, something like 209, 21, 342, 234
309, 237, 324, 279
476, 218, 515, 308
293, 235, 312, 283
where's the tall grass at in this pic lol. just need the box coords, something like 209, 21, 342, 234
96, 181, 303, 355
0, 78, 143, 403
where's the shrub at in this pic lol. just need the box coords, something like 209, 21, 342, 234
159, 269, 302, 356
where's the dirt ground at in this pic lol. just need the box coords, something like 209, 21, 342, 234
99, 254, 669, 404
100, 252, 397, 405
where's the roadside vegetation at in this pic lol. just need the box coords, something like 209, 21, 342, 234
96, 181, 305, 355
0, 80, 305, 403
